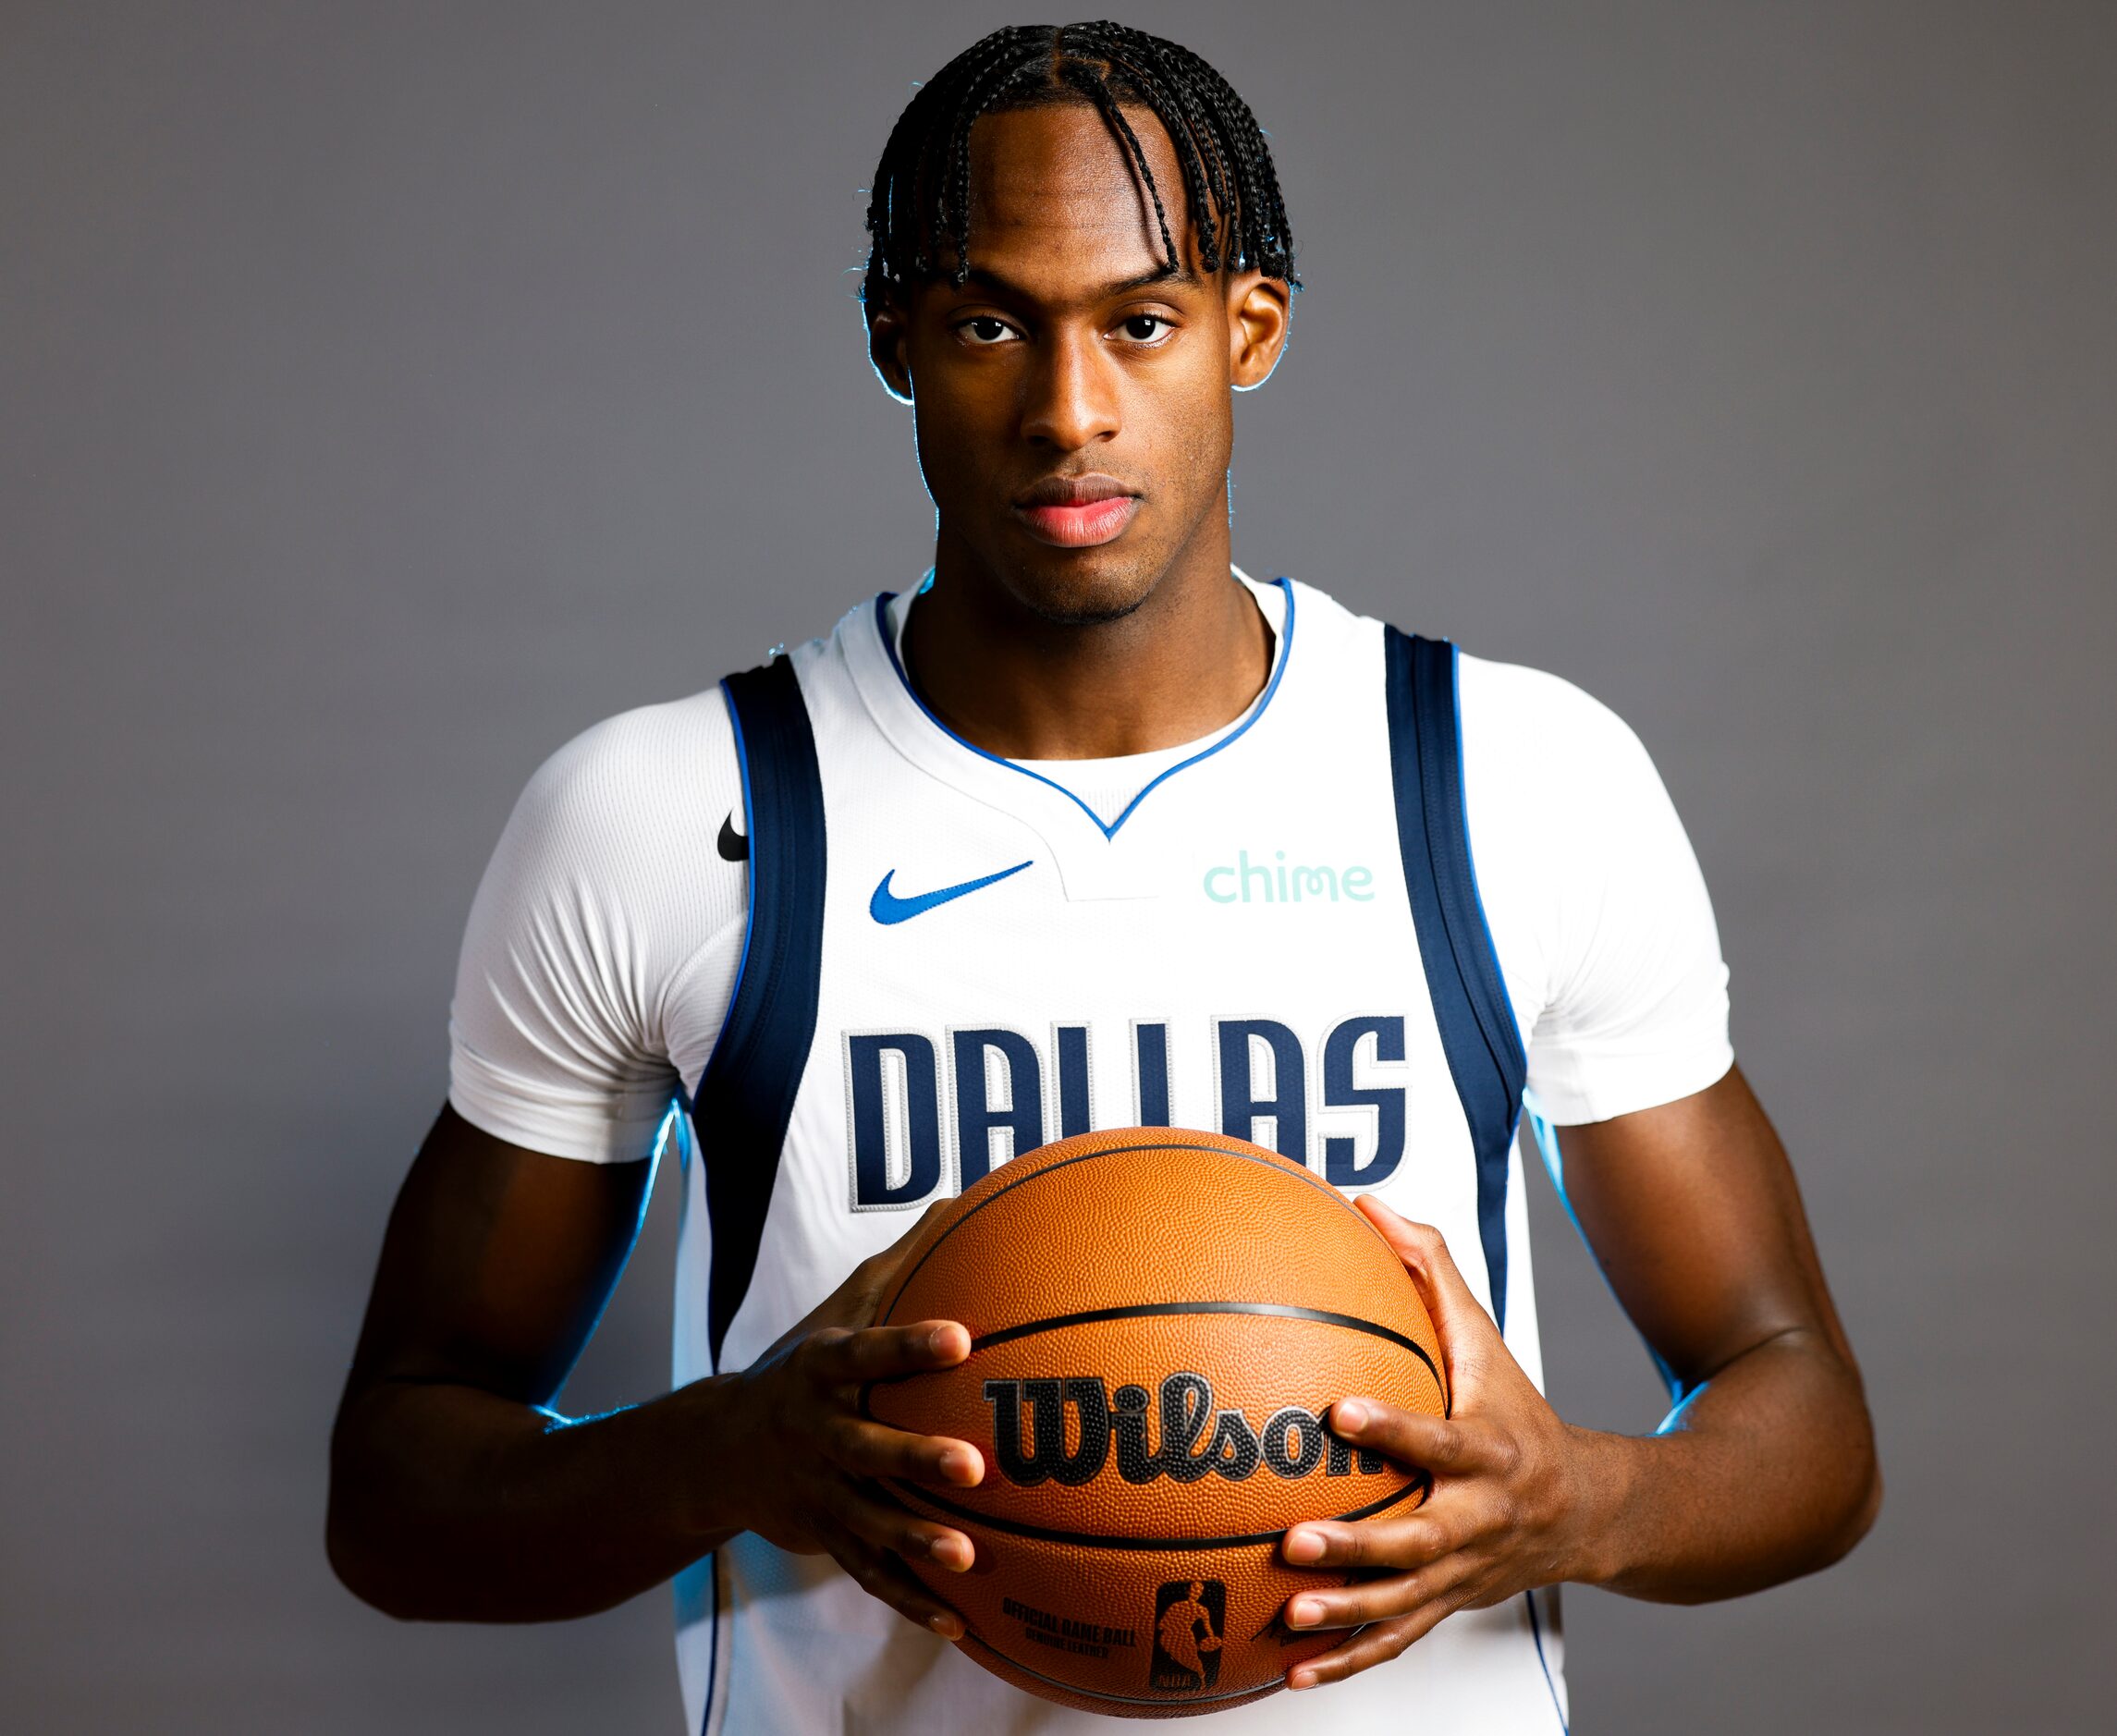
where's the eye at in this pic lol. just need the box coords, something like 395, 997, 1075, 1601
1117, 313, 1175, 345
958, 315, 1017, 346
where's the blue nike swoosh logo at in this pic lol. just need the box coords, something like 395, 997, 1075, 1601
870, 860, 1034, 924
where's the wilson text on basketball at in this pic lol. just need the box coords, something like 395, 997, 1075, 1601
981, 1371, 1388, 1487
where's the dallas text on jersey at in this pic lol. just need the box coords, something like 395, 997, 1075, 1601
844, 1015, 1412, 1208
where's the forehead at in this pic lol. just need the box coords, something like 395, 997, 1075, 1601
957, 101, 1201, 296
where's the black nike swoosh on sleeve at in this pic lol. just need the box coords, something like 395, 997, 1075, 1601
717, 811, 749, 862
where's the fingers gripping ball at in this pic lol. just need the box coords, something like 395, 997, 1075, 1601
866, 1128, 1449, 1718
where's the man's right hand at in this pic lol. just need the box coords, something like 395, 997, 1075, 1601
704, 1217, 986, 1639
329, 1109, 986, 1629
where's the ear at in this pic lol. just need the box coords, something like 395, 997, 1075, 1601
1227, 270, 1291, 391
867, 293, 914, 405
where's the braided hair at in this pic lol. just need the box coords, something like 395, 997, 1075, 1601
862, 21, 1298, 313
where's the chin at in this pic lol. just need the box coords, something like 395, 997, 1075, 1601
1000, 544, 1167, 628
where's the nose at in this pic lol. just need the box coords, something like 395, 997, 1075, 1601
1019, 326, 1120, 452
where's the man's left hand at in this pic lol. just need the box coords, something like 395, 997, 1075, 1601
1278, 1195, 1621, 1691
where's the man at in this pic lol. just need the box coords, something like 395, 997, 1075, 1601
329, 21, 1879, 1733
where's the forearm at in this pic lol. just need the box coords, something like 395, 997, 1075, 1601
1564, 1326, 1881, 1603
327, 1375, 744, 1622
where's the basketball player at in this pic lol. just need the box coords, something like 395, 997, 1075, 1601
329, 22, 1878, 1733
1156, 1582, 1225, 1693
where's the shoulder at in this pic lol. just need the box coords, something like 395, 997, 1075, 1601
1456, 653, 1652, 776
1452, 651, 1682, 847
470, 687, 746, 960
521, 688, 738, 821
496, 688, 742, 876
1295, 588, 1664, 810
1451, 648, 1696, 888
455, 686, 750, 1082
1290, 582, 1640, 756
450, 689, 748, 1156
1448, 650, 1728, 1080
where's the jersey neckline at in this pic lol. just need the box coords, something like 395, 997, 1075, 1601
865, 572, 1297, 842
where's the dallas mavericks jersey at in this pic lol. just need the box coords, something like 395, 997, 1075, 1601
667, 575, 1571, 1734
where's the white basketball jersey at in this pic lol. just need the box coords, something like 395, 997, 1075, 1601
667, 576, 1570, 1733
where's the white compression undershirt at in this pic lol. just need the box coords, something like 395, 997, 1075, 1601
447, 587, 1732, 1165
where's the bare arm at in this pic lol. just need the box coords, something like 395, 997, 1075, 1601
1547, 1062, 1879, 1599
326, 1106, 983, 1630
1276, 1066, 1880, 1686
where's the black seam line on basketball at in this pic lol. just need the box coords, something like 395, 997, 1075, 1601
887, 1473, 1426, 1551
957, 1632, 1280, 1709
968, 1301, 1443, 1390
877, 1138, 1362, 1326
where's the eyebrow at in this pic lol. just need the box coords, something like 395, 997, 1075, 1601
954, 261, 1202, 303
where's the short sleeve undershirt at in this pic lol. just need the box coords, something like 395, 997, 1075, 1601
447, 594, 1731, 1163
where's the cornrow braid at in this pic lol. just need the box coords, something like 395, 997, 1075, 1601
1058, 57, 1180, 274
1082, 40, 1215, 269
861, 20, 1298, 313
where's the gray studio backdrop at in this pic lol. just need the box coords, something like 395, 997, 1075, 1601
5, 3, 2111, 1731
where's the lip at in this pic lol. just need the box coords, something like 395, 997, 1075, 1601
1011, 475, 1141, 548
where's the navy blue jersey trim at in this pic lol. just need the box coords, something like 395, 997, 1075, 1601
699, 695, 758, 1086
693, 655, 826, 1370
698, 1556, 719, 1736
874, 578, 1297, 839
1383, 629, 1529, 1330
1450, 645, 1526, 1046
1525, 1588, 1569, 1731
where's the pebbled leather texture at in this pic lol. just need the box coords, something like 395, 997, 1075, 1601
868, 1126, 1447, 1717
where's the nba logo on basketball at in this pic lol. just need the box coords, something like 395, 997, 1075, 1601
1150, 1579, 1227, 1693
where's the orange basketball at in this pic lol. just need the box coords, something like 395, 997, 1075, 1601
866, 1127, 1449, 1718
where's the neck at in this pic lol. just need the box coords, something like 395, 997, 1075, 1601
900, 515, 1274, 762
